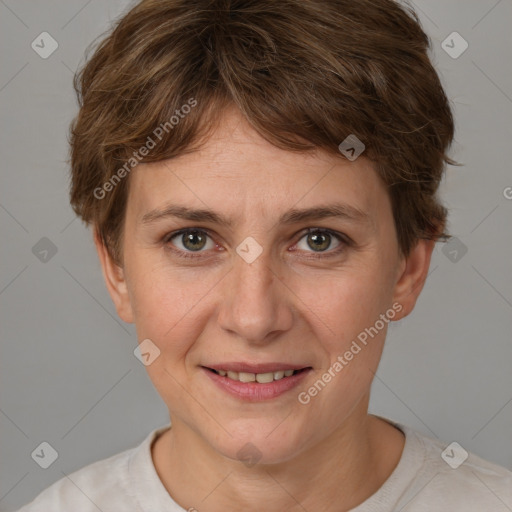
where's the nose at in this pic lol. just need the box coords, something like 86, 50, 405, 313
216, 247, 294, 344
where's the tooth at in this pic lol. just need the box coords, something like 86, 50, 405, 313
256, 372, 274, 383
239, 372, 256, 382
222, 369, 299, 383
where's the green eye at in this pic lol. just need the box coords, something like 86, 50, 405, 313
180, 230, 209, 251
164, 227, 349, 261
296, 229, 345, 254
166, 229, 215, 255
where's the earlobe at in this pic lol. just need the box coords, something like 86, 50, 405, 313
391, 239, 436, 320
93, 230, 134, 324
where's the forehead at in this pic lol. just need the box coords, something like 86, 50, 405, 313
126, 109, 389, 229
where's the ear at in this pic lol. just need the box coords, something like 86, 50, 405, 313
93, 230, 134, 324
391, 239, 436, 320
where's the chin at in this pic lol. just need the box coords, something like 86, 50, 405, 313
207, 422, 307, 467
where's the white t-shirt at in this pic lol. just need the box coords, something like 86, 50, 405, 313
16, 417, 512, 511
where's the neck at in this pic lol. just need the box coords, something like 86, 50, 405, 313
152, 404, 404, 512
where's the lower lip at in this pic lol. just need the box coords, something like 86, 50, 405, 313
202, 367, 312, 401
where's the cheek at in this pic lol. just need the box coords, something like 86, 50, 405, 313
294, 262, 395, 346
295, 269, 393, 422
126, 254, 213, 355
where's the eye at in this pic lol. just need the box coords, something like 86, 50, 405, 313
165, 229, 216, 255
294, 228, 346, 255
163, 227, 349, 260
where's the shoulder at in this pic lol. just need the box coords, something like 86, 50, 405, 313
15, 428, 162, 512
402, 425, 512, 510
16, 448, 134, 512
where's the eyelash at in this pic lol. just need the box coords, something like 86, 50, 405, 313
162, 228, 351, 260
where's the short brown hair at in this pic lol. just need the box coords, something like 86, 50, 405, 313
69, 0, 457, 265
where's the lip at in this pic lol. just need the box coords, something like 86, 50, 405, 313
201, 366, 312, 401
203, 362, 308, 373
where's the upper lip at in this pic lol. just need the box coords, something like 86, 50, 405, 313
203, 362, 311, 373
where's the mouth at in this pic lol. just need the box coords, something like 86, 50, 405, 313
204, 367, 310, 383
201, 364, 313, 401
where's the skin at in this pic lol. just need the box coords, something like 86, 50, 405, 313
95, 107, 435, 512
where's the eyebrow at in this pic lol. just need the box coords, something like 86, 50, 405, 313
141, 202, 370, 227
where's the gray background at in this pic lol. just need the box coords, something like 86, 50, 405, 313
1, 0, 511, 510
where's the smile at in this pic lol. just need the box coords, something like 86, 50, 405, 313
202, 365, 312, 401
207, 368, 306, 383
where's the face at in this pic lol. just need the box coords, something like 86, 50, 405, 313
97, 107, 433, 464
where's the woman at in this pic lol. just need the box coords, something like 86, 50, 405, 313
17, 0, 512, 510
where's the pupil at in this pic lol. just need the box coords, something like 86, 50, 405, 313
183, 230, 206, 251
308, 232, 330, 251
